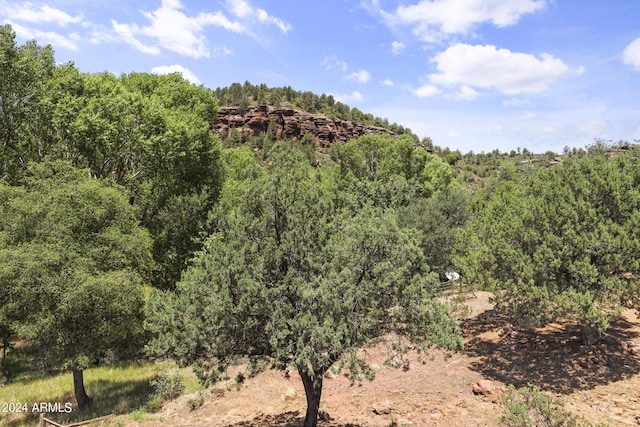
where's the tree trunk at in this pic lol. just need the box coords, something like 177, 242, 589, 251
299, 367, 323, 427
1, 338, 6, 369
38, 338, 50, 375
72, 368, 93, 410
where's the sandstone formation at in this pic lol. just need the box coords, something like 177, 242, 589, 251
213, 105, 396, 148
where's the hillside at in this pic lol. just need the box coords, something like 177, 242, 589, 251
212, 81, 416, 139
213, 105, 398, 148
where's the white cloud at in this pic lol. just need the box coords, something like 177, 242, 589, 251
226, 0, 291, 33
255, 8, 291, 33
391, 41, 405, 55
453, 85, 479, 100
7, 21, 79, 50
429, 43, 572, 95
321, 55, 349, 72
381, 79, 395, 87
213, 45, 233, 56
414, 84, 441, 97
381, 0, 547, 42
448, 129, 462, 137
20, 0, 284, 57
111, 0, 246, 58
623, 37, 640, 70
322, 57, 371, 84
111, 21, 161, 55
151, 64, 201, 84
1, 2, 83, 26
345, 69, 371, 83
519, 111, 536, 120
226, 0, 252, 18
110, 0, 288, 58
333, 91, 364, 103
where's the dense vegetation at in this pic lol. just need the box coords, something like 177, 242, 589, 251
456, 150, 640, 344
2, 24, 639, 427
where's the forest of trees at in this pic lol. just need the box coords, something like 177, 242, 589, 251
2, 25, 640, 427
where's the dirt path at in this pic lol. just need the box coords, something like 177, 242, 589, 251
125, 292, 640, 426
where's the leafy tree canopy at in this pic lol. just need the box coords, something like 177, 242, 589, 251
455, 154, 640, 343
334, 134, 460, 209
397, 188, 469, 278
0, 24, 55, 182
147, 142, 462, 427
0, 160, 153, 407
0, 24, 224, 289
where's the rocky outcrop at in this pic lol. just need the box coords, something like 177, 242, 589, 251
472, 380, 495, 395
213, 105, 395, 148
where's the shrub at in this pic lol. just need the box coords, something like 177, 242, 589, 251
500, 384, 598, 427
145, 396, 164, 413
149, 370, 185, 402
187, 392, 205, 411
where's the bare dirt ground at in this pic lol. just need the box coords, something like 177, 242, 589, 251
126, 292, 640, 426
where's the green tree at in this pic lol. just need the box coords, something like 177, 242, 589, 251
0, 24, 55, 182
0, 54, 222, 289
215, 147, 265, 213
147, 142, 462, 427
0, 161, 153, 409
47, 71, 222, 288
299, 132, 316, 163
455, 154, 640, 343
336, 134, 459, 208
398, 188, 469, 278
266, 118, 278, 142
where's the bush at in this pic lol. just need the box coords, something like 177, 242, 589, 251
500, 384, 598, 427
145, 397, 164, 413
187, 392, 205, 411
149, 370, 185, 402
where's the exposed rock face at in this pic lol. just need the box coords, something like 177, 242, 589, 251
213, 105, 395, 148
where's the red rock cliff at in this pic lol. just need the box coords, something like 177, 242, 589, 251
213, 105, 395, 148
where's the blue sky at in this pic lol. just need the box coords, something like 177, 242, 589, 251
2, 0, 639, 153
